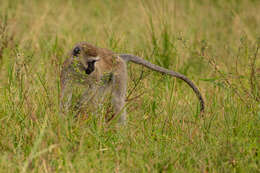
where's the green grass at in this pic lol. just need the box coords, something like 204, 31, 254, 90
0, 0, 260, 172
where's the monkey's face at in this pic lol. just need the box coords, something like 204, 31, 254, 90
71, 43, 100, 75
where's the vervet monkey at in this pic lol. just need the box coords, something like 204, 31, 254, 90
60, 42, 205, 124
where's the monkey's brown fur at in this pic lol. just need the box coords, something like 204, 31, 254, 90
60, 42, 127, 123
60, 42, 205, 124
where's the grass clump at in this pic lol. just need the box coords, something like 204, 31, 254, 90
0, 0, 260, 172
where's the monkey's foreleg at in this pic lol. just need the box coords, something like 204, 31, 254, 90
74, 87, 98, 117
60, 82, 73, 114
74, 83, 109, 117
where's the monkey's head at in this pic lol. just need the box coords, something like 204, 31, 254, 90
71, 42, 100, 75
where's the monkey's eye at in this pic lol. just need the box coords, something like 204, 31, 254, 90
73, 47, 81, 56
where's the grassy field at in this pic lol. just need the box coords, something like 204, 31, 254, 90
0, 0, 260, 172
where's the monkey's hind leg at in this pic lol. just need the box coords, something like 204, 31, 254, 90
111, 69, 128, 125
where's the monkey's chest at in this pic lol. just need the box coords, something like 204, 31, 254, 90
69, 74, 113, 115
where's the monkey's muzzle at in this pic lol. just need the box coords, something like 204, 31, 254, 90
85, 61, 95, 74
84, 57, 100, 75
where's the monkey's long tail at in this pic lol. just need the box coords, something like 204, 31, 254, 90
119, 54, 205, 113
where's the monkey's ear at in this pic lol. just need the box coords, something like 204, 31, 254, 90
72, 46, 81, 56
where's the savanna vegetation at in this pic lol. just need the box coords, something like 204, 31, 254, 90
0, 0, 260, 172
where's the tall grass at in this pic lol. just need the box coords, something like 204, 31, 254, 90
0, 0, 260, 172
